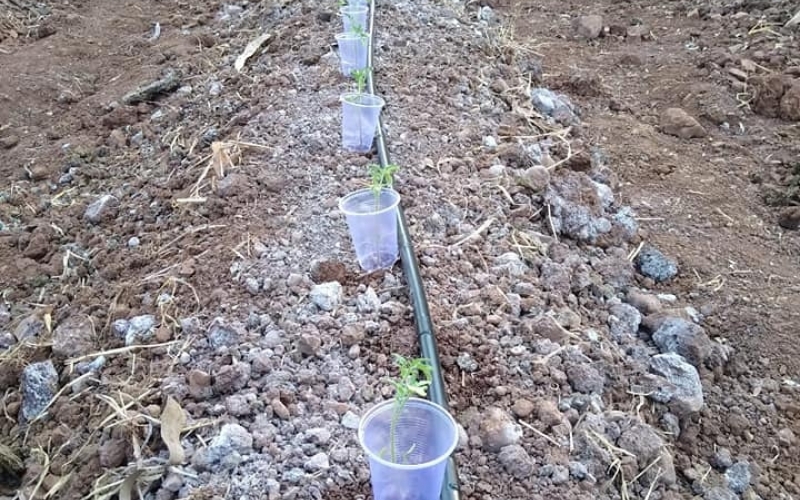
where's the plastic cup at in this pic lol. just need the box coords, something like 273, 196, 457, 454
347, 0, 368, 6
341, 5, 368, 33
339, 188, 400, 272
358, 398, 459, 500
335, 32, 369, 76
340, 93, 384, 152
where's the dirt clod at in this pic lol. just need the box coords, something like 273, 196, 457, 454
660, 107, 707, 139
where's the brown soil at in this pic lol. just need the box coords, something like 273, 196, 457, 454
0, 0, 799, 499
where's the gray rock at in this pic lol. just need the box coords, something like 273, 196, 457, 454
207, 318, 243, 349
84, 194, 119, 224
75, 356, 106, 375
593, 181, 614, 208
498, 445, 534, 478
575, 15, 604, 39
52, 315, 95, 357
127, 236, 140, 248
225, 394, 252, 417
725, 462, 751, 494
306, 428, 332, 445
198, 423, 253, 470
711, 448, 734, 470
492, 252, 528, 277
613, 206, 639, 241
342, 411, 360, 429
14, 315, 44, 341
531, 88, 578, 125
479, 407, 522, 451
777, 427, 797, 447
20, 361, 59, 422
652, 317, 714, 367
705, 486, 738, 500
304, 452, 330, 472
310, 282, 342, 311
608, 303, 641, 342
649, 353, 704, 415
161, 472, 184, 493
617, 423, 664, 470
519, 165, 550, 191
356, 287, 381, 313
566, 363, 605, 394
244, 276, 260, 295
661, 412, 681, 438
569, 461, 588, 479
551, 465, 570, 485
635, 245, 678, 283
456, 353, 479, 372
0, 331, 15, 349
123, 315, 156, 346
483, 135, 498, 149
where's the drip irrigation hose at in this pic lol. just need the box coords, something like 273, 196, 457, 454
364, 2, 461, 500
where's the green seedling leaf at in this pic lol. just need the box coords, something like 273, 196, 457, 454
387, 354, 433, 463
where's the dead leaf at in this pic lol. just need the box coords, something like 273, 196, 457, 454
160, 397, 186, 465
234, 33, 271, 72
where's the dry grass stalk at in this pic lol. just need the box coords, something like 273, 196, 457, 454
519, 420, 562, 447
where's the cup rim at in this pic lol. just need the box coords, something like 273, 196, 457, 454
335, 32, 371, 41
356, 397, 459, 471
339, 5, 368, 13
340, 93, 385, 109
338, 187, 400, 216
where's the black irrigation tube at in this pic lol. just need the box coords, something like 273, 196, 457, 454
364, 2, 461, 500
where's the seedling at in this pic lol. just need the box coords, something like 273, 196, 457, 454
384, 354, 432, 463
350, 23, 369, 44
368, 163, 398, 204
352, 67, 370, 95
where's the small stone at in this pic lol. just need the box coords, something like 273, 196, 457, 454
652, 318, 714, 367
310, 260, 347, 284
188, 369, 213, 400
271, 398, 291, 420
0, 332, 15, 349
536, 399, 563, 428
213, 362, 250, 394
342, 411, 360, 429
498, 445, 534, 478
207, 318, 242, 349
84, 194, 119, 224
711, 448, 734, 470
298, 332, 322, 356
20, 361, 59, 422
636, 245, 678, 283
566, 363, 605, 394
780, 80, 800, 121
660, 108, 707, 139
519, 165, 550, 191
309, 282, 342, 311
356, 287, 381, 313
244, 277, 260, 295
618, 423, 664, 470
0, 135, 19, 149
13, 315, 44, 341
704, 487, 738, 500
479, 407, 522, 451
608, 303, 641, 342
649, 353, 704, 415
488, 164, 506, 177
124, 315, 156, 346
161, 472, 184, 493
341, 324, 364, 347
725, 462, 752, 494
98, 438, 128, 468
225, 394, 252, 417
483, 135, 498, 149
777, 428, 796, 447
304, 452, 330, 472
306, 427, 332, 445
208, 80, 223, 96
456, 353, 479, 372
205, 423, 253, 464
551, 465, 570, 485
127, 236, 140, 248
569, 461, 588, 479
661, 412, 681, 438
511, 399, 535, 418
574, 15, 604, 39
52, 315, 95, 357
626, 289, 662, 314
778, 207, 800, 230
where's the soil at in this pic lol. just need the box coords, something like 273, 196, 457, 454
0, 0, 799, 499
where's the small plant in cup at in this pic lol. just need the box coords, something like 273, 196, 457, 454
382, 354, 432, 464
368, 163, 398, 204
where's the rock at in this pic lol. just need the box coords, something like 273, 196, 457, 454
725, 462, 752, 494
98, 438, 128, 468
569, 461, 588, 479
483, 135, 498, 149
310, 260, 347, 284
551, 465, 570, 485
0, 135, 19, 149
635, 245, 678, 283
608, 303, 641, 342
341, 411, 360, 429
652, 318, 714, 367
244, 277, 260, 295
456, 353, 479, 372
84, 194, 119, 224
198, 423, 253, 470
660, 108, 706, 139
356, 287, 381, 313
704, 487, 738, 500
574, 15, 604, 39
566, 363, 605, 394
304, 452, 330, 472
519, 165, 550, 191
309, 282, 342, 311
213, 362, 250, 393
20, 361, 59, 422
121, 315, 156, 346
161, 472, 184, 493
711, 448, 734, 470
13, 315, 44, 341
778, 207, 800, 230
207, 318, 243, 349
271, 398, 291, 420
626, 289, 662, 315
511, 399, 535, 418
480, 407, 523, 451
780, 80, 800, 121
23, 233, 49, 260
127, 236, 140, 248
546, 171, 611, 243
122, 69, 181, 105
0, 331, 15, 349
306, 427, 332, 445
777, 427, 796, 447
649, 353, 704, 415
52, 316, 95, 357
618, 423, 664, 471
298, 331, 322, 356
530, 88, 578, 125
225, 394, 252, 417
751, 75, 786, 118
188, 369, 212, 400
498, 445, 535, 478
536, 399, 562, 428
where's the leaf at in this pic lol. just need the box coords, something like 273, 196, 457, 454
160, 397, 186, 465
234, 33, 271, 72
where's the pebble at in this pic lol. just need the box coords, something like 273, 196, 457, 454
569, 461, 588, 480
660, 108, 707, 139
711, 448, 734, 470
488, 164, 506, 177
626, 289, 662, 315
498, 445, 534, 478
245, 277, 261, 295
20, 360, 59, 422
127, 236, 140, 248
52, 315, 95, 357
777, 427, 796, 447
456, 352, 479, 372
309, 282, 342, 311
551, 465, 570, 485
649, 353, 704, 415
271, 398, 291, 420
566, 363, 605, 394
356, 287, 381, 313
342, 411, 360, 429
479, 407, 522, 451
306, 427, 332, 445
520, 165, 550, 191
207, 318, 242, 349
574, 15, 604, 39
304, 452, 330, 472
84, 194, 119, 224
483, 135, 498, 149
635, 245, 678, 283
652, 317, 714, 368
725, 462, 752, 494
511, 399, 535, 418
536, 399, 563, 428
704, 487, 738, 500
225, 394, 252, 417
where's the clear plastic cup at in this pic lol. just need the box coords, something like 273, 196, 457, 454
358, 398, 459, 500
340, 93, 384, 152
341, 5, 368, 33
335, 32, 369, 76
339, 187, 400, 272
347, 0, 368, 6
